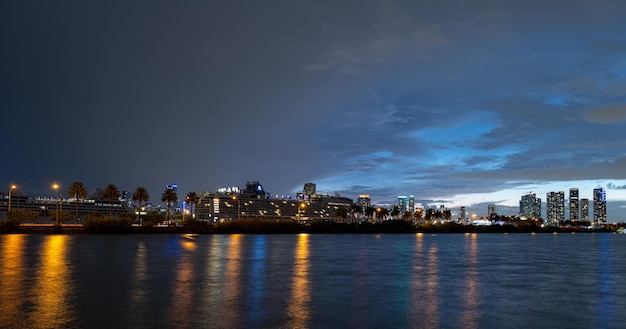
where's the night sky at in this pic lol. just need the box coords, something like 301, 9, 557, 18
3, 1, 626, 220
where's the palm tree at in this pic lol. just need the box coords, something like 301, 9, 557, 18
414, 208, 424, 223
377, 208, 389, 221
364, 206, 375, 221
161, 188, 178, 222
390, 205, 401, 220
102, 184, 120, 217
350, 204, 363, 223
334, 206, 349, 222
132, 186, 150, 225
68, 181, 88, 224
185, 191, 200, 222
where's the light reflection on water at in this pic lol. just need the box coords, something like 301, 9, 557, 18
288, 233, 311, 329
462, 233, 480, 329
1, 233, 626, 328
167, 239, 197, 329
222, 234, 243, 328
0, 234, 26, 326
424, 242, 440, 328
129, 239, 147, 322
32, 235, 75, 329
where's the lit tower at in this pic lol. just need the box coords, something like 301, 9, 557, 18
357, 194, 371, 210
398, 196, 408, 212
569, 188, 579, 222
593, 187, 606, 224
580, 198, 589, 222
519, 192, 541, 219
546, 191, 565, 226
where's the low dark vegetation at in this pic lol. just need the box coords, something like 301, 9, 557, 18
212, 219, 302, 234
82, 213, 134, 234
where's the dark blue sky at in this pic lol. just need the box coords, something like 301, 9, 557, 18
3, 1, 626, 219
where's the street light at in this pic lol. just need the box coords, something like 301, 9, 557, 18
232, 195, 240, 219
297, 202, 306, 222
52, 183, 59, 225
8, 185, 17, 214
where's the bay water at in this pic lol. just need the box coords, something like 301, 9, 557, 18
1, 233, 625, 329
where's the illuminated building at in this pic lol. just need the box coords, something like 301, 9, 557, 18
408, 195, 415, 213
546, 191, 565, 226
580, 198, 589, 222
569, 188, 579, 222
398, 196, 407, 212
593, 187, 606, 223
460, 206, 466, 221
195, 181, 353, 222
357, 194, 371, 210
0, 190, 131, 221
519, 192, 541, 219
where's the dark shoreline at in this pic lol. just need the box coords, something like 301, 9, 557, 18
1, 220, 618, 235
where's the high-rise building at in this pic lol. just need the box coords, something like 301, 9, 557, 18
357, 194, 371, 210
581, 198, 589, 222
460, 206, 466, 221
546, 191, 565, 226
593, 187, 606, 223
488, 204, 496, 218
569, 188, 579, 222
303, 183, 316, 198
398, 196, 408, 212
519, 192, 541, 219
408, 195, 415, 213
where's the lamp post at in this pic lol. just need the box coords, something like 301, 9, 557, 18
8, 185, 17, 215
52, 183, 59, 225
232, 195, 240, 219
297, 202, 306, 222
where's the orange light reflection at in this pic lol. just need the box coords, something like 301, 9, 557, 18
0, 235, 27, 325
222, 234, 243, 327
32, 235, 74, 328
168, 239, 197, 328
288, 233, 311, 329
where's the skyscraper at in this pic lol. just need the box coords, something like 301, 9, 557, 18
569, 188, 579, 222
398, 196, 408, 212
546, 191, 565, 226
357, 194, 371, 210
593, 187, 606, 223
519, 192, 541, 219
581, 198, 589, 222
488, 204, 496, 218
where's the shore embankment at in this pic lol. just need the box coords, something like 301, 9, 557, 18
1, 220, 619, 235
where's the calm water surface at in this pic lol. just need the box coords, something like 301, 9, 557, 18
1, 233, 625, 329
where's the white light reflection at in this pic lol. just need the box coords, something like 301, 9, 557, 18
462, 233, 480, 328
411, 233, 439, 328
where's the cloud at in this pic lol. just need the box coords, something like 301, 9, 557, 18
608, 183, 626, 190
583, 104, 626, 123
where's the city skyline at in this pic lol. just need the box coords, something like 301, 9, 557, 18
3, 1, 626, 220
